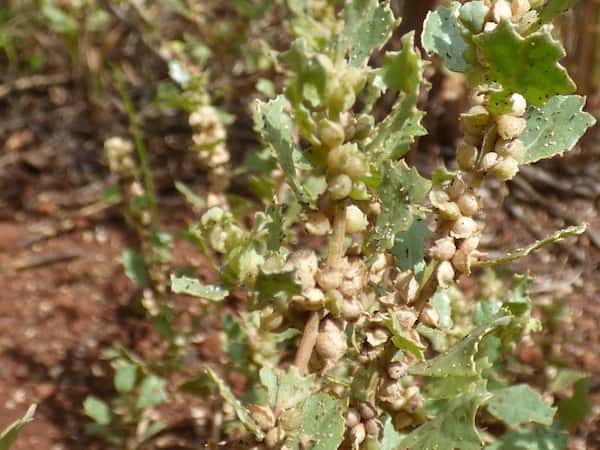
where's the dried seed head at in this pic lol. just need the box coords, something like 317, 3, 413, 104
492, 0, 512, 22
456, 142, 479, 170
328, 174, 353, 200
366, 327, 389, 347
491, 156, 520, 180
480, 151, 499, 171
512, 0, 531, 17
341, 298, 363, 321
438, 201, 462, 221
349, 423, 366, 446
388, 362, 409, 380
316, 320, 347, 362
436, 260, 456, 288
421, 304, 440, 328
448, 177, 467, 200
345, 205, 368, 234
508, 93, 527, 116
461, 236, 481, 253
285, 250, 318, 290
457, 192, 479, 216
346, 408, 361, 428
496, 115, 527, 140
452, 248, 482, 274
430, 237, 457, 261
247, 404, 276, 431
316, 267, 343, 290
305, 211, 331, 236
495, 138, 525, 160
358, 402, 377, 420
396, 271, 419, 304
451, 216, 478, 239
365, 418, 381, 436
318, 118, 345, 149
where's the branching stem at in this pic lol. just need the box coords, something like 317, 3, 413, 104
294, 311, 320, 376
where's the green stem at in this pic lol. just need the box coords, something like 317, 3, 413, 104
114, 67, 159, 229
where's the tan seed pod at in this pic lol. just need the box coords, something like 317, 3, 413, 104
305, 211, 331, 236
350, 423, 366, 446
491, 156, 520, 180
430, 237, 457, 261
420, 304, 440, 328
316, 267, 343, 290
285, 250, 318, 290
343, 154, 368, 179
247, 404, 276, 431
346, 408, 361, 428
316, 320, 347, 362
457, 142, 479, 170
511, 0, 531, 17
436, 260, 455, 288
461, 105, 490, 135
451, 216, 478, 239
345, 205, 368, 234
358, 402, 377, 420
495, 138, 525, 159
480, 151, 499, 171
452, 248, 473, 274
388, 362, 409, 380
328, 174, 353, 200
327, 145, 346, 171
318, 118, 345, 149
265, 427, 285, 448
438, 201, 462, 221
341, 298, 363, 321
497, 115, 527, 140
366, 327, 389, 347
396, 271, 419, 304
457, 193, 479, 216
492, 0, 512, 22
365, 418, 381, 436
448, 177, 467, 200
461, 236, 481, 253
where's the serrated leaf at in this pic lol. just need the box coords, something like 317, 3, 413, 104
340, 0, 396, 67
539, 0, 580, 24
84, 397, 111, 426
137, 375, 167, 409
170, 274, 228, 301
520, 96, 596, 164
391, 218, 432, 280
474, 21, 575, 106
285, 394, 346, 450
259, 366, 315, 411
399, 388, 488, 450
254, 96, 307, 203
558, 377, 592, 430
0, 404, 36, 450
486, 425, 568, 450
411, 311, 511, 377
488, 385, 556, 426
122, 249, 148, 287
375, 160, 431, 249
254, 270, 301, 305
422, 2, 472, 72
474, 224, 586, 268
205, 368, 264, 439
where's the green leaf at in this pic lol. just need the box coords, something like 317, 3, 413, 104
474, 224, 586, 268
488, 385, 556, 426
137, 376, 167, 409
519, 96, 596, 164
340, 0, 396, 67
170, 274, 229, 301
121, 249, 148, 287
459, 1, 488, 33
204, 368, 264, 440
375, 161, 431, 249
411, 311, 511, 377
254, 96, 307, 203
259, 366, 315, 411
114, 363, 137, 394
174, 181, 205, 209
399, 388, 488, 450
486, 425, 568, 450
138, 420, 167, 443
381, 416, 406, 450
285, 394, 346, 450
431, 289, 454, 329
558, 377, 592, 430
0, 404, 36, 450
474, 21, 576, 106
84, 397, 111, 426
422, 2, 471, 72
391, 218, 432, 280
254, 270, 301, 305
539, 0, 580, 24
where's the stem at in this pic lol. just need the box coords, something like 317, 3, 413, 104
114, 67, 159, 228
294, 311, 320, 376
327, 205, 346, 268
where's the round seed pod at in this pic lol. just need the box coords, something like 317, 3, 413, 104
461, 105, 490, 133
327, 145, 346, 171
346, 408, 361, 428
286, 250, 318, 290
457, 142, 479, 170
497, 115, 527, 140
396, 271, 419, 304
328, 174, 353, 200
345, 205, 368, 234
451, 216, 478, 239
495, 138, 525, 159
354, 114, 375, 140
316, 320, 347, 362
365, 418, 381, 436
436, 260, 455, 288
318, 118, 345, 148
508, 93, 527, 116
420, 304, 440, 328
316, 267, 343, 290
452, 248, 472, 274
350, 423, 366, 446
341, 298, 362, 321
448, 177, 467, 200
461, 236, 481, 253
512, 0, 531, 17
305, 211, 331, 236
440, 201, 463, 221
480, 151, 499, 171
492, 0, 512, 22
430, 236, 457, 261
491, 156, 519, 180
366, 327, 389, 347
343, 154, 368, 179
457, 192, 479, 216
358, 402, 377, 420
388, 362, 409, 380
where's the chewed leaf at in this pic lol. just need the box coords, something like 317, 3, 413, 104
474, 21, 575, 106
488, 385, 556, 426
474, 224, 586, 268
520, 95, 596, 164
170, 274, 228, 301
